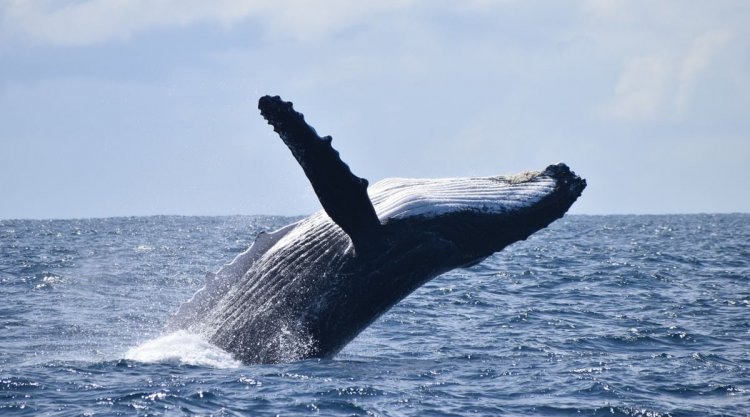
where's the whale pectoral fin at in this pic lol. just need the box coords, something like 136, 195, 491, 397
259, 95, 382, 252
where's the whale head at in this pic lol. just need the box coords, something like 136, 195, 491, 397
369, 163, 586, 265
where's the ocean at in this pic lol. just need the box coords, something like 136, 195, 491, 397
1, 214, 748, 416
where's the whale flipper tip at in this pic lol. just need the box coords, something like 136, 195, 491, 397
258, 95, 382, 253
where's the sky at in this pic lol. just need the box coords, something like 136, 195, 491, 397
1, 0, 749, 219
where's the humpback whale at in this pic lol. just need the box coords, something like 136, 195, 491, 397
169, 96, 586, 364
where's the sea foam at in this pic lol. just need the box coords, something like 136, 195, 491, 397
124, 331, 240, 369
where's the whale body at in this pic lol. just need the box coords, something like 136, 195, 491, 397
169, 96, 586, 364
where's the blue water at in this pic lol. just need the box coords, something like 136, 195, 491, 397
1, 214, 748, 416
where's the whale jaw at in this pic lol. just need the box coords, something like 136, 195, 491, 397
368, 163, 586, 266
370, 163, 584, 222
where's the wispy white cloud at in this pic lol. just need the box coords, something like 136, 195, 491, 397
2, 0, 253, 45
604, 30, 731, 121
582, 0, 627, 18
607, 54, 672, 121
0, 0, 417, 45
675, 30, 731, 114
584, 0, 741, 122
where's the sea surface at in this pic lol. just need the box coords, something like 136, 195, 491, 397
1, 214, 748, 416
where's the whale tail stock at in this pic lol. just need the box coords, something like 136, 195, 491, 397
258, 96, 382, 253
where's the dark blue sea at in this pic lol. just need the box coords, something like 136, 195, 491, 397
1, 214, 748, 416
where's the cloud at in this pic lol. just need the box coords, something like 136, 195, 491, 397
2, 0, 254, 45
676, 30, 731, 113
598, 3, 734, 124
582, 0, 628, 18
577, 1, 745, 122
605, 30, 731, 122
607, 54, 672, 121
0, 0, 416, 46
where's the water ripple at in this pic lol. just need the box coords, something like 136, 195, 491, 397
1, 215, 748, 415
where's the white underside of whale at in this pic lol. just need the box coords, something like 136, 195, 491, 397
369, 173, 557, 221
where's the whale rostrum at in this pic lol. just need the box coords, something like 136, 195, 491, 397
168, 96, 587, 364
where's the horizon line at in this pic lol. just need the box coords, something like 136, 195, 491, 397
2, 211, 749, 222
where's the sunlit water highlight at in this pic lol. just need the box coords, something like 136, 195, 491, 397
1, 214, 748, 416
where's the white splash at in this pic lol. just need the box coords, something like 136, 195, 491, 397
272, 324, 316, 363
124, 331, 240, 369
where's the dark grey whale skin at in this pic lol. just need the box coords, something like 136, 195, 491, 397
169, 96, 586, 364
